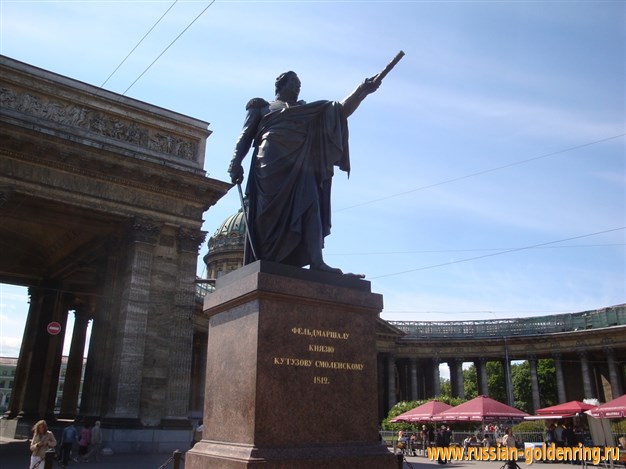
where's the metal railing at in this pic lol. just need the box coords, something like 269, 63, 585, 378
389, 305, 625, 339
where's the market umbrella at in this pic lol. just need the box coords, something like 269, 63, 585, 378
535, 400, 596, 416
585, 394, 626, 419
432, 395, 529, 422
390, 400, 453, 423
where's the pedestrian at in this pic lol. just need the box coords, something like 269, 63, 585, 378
29, 419, 56, 469
436, 425, 449, 464
410, 431, 418, 456
60, 420, 78, 466
502, 427, 518, 469
84, 420, 102, 462
75, 422, 91, 462
191, 420, 203, 448
420, 425, 430, 456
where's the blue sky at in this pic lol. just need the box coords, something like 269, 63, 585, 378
0, 0, 624, 358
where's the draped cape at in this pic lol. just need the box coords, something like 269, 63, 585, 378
244, 100, 350, 266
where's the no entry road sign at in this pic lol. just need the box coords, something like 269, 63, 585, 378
47, 321, 62, 336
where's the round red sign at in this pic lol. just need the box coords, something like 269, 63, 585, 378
47, 322, 62, 336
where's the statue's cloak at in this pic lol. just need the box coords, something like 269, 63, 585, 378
244, 100, 350, 266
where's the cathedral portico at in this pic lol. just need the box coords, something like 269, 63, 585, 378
1, 55, 230, 442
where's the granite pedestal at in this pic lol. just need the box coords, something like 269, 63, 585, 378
186, 261, 396, 468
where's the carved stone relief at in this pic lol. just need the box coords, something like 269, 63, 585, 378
0, 85, 197, 161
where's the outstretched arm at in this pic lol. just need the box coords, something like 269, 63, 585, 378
340, 78, 380, 118
341, 51, 405, 118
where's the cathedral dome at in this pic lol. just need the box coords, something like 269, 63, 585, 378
207, 208, 245, 253
203, 208, 246, 279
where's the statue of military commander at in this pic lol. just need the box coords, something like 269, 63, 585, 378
229, 56, 403, 275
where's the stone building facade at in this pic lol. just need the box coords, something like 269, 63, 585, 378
0, 55, 230, 449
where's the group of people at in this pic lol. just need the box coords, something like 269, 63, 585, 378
60, 419, 103, 464
545, 421, 585, 448
29, 418, 102, 468
396, 424, 453, 462
396, 424, 520, 465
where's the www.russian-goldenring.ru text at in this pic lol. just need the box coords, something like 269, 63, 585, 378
426, 443, 620, 465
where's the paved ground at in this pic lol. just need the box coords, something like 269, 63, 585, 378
0, 437, 185, 468
0, 437, 574, 469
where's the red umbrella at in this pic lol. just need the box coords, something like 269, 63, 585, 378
535, 400, 596, 416
585, 394, 626, 419
432, 395, 529, 422
390, 400, 453, 423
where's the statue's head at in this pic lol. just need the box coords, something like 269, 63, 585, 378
275, 71, 300, 96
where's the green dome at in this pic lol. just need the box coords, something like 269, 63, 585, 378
207, 208, 245, 252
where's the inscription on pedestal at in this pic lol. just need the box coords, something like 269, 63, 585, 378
271, 326, 365, 386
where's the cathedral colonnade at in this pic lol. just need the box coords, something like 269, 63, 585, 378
375, 306, 626, 418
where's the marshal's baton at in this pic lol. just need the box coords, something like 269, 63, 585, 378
237, 182, 258, 261
372, 50, 405, 85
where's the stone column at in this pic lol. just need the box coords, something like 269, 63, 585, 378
579, 351, 595, 399
8, 287, 45, 417
12, 285, 67, 419
502, 358, 513, 406
410, 359, 418, 400
190, 331, 208, 417
528, 357, 541, 412
449, 359, 464, 398
553, 354, 567, 403
476, 358, 489, 396
105, 218, 160, 421
163, 227, 206, 423
605, 348, 624, 398
432, 358, 441, 397
79, 238, 121, 417
60, 307, 91, 418
44, 293, 72, 421
387, 354, 397, 409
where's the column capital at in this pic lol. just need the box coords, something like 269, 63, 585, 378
177, 227, 206, 254
127, 217, 161, 244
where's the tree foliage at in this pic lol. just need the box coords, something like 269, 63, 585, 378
381, 396, 465, 431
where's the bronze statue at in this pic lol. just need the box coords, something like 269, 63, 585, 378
228, 53, 404, 276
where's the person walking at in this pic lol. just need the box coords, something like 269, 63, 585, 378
75, 422, 91, 462
502, 427, 518, 469
60, 420, 78, 466
84, 420, 102, 462
29, 420, 56, 469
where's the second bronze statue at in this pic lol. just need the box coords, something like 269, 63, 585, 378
228, 52, 404, 277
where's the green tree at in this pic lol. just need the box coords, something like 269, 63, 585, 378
463, 364, 478, 399
487, 361, 506, 403
536, 359, 558, 408
512, 361, 532, 413
439, 378, 451, 397
509, 359, 559, 412
381, 396, 465, 431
